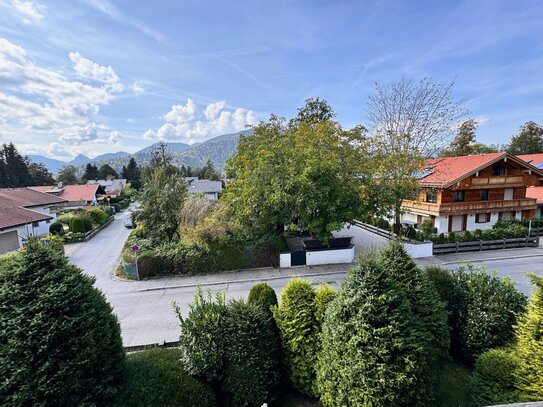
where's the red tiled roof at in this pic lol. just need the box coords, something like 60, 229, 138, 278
30, 184, 100, 203
0, 206, 51, 230
0, 187, 66, 207
517, 153, 543, 166
418, 152, 543, 188
527, 186, 543, 205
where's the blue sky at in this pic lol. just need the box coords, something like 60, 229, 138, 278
0, 0, 542, 159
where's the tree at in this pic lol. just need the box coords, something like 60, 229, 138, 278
83, 163, 99, 181
0, 143, 31, 187
314, 283, 336, 325
57, 165, 79, 185
27, 162, 55, 185
135, 166, 187, 241
121, 157, 141, 189
292, 96, 335, 124
442, 119, 478, 156
98, 164, 118, 179
272, 278, 320, 397
248, 282, 278, 316
150, 141, 174, 168
225, 100, 370, 240
317, 243, 449, 406
507, 121, 543, 155
0, 240, 125, 405
367, 78, 466, 233
201, 159, 220, 180
514, 274, 543, 400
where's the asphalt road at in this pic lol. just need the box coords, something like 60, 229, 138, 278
68, 215, 543, 348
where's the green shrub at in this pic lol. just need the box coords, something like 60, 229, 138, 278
248, 282, 278, 316
114, 348, 217, 407
314, 283, 336, 325
425, 266, 466, 358
0, 241, 125, 405
69, 216, 84, 233
514, 274, 543, 401
112, 203, 121, 213
273, 278, 319, 397
453, 264, 527, 363
222, 300, 280, 406
448, 231, 457, 243
49, 221, 64, 235
463, 230, 474, 242
469, 348, 520, 406
41, 233, 65, 255
317, 243, 449, 406
88, 208, 108, 225
435, 361, 471, 407
78, 211, 94, 231
176, 289, 227, 384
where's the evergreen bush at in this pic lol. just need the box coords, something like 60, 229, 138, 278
0, 241, 125, 405
88, 208, 108, 225
248, 282, 278, 315
222, 300, 280, 406
273, 278, 319, 397
470, 348, 520, 406
453, 264, 527, 363
69, 216, 84, 233
114, 348, 217, 407
317, 243, 449, 406
514, 274, 543, 401
314, 283, 337, 324
49, 221, 64, 235
78, 211, 94, 231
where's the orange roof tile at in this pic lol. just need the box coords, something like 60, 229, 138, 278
526, 186, 543, 205
29, 184, 101, 203
517, 153, 543, 166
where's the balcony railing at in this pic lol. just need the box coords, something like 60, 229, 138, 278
470, 175, 525, 187
402, 198, 537, 215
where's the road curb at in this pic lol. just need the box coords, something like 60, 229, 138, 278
135, 269, 351, 292
438, 253, 543, 265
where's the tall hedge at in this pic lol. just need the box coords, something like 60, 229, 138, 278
453, 264, 527, 363
273, 278, 319, 397
515, 274, 543, 401
222, 300, 280, 406
317, 243, 449, 406
0, 240, 125, 405
115, 348, 217, 407
469, 348, 520, 406
248, 282, 278, 316
314, 283, 337, 324
69, 216, 84, 233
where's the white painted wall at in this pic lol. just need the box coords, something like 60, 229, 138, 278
306, 247, 355, 266
404, 241, 433, 258
401, 212, 419, 223
279, 253, 291, 268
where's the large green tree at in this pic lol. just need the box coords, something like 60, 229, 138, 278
225, 99, 369, 240
98, 163, 118, 179
57, 165, 79, 185
83, 163, 99, 181
27, 162, 55, 186
0, 143, 31, 187
507, 121, 543, 155
441, 119, 496, 157
121, 157, 141, 189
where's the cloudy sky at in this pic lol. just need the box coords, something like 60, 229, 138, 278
0, 0, 542, 160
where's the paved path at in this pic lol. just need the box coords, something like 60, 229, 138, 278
68, 218, 543, 347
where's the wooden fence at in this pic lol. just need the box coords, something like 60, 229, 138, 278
433, 236, 540, 254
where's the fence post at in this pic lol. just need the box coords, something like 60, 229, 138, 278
456, 242, 459, 253
503, 239, 506, 249
480, 240, 483, 251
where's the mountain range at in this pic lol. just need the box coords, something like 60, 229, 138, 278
28, 129, 253, 174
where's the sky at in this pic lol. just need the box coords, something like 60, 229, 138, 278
0, 0, 542, 160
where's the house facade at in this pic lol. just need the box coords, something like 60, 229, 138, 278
186, 179, 223, 201
519, 153, 543, 217
0, 188, 67, 253
401, 152, 543, 234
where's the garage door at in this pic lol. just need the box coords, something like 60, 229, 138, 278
0, 231, 20, 254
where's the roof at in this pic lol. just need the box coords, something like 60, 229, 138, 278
526, 186, 543, 205
0, 188, 61, 229
187, 180, 222, 194
30, 184, 101, 202
87, 179, 127, 193
0, 187, 66, 207
418, 152, 543, 188
517, 153, 543, 169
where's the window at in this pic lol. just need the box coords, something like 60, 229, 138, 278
492, 164, 506, 176
32, 221, 40, 227
453, 191, 465, 202
426, 191, 437, 203
476, 213, 490, 223
480, 189, 489, 201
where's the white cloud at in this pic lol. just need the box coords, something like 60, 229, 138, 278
144, 99, 256, 143
69, 51, 124, 92
0, 37, 123, 149
12, 0, 45, 20
164, 99, 196, 123
131, 81, 144, 95
108, 130, 122, 145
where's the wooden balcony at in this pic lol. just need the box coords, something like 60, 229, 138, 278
402, 198, 537, 216
469, 175, 525, 188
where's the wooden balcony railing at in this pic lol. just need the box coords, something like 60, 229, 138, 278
402, 198, 537, 215
470, 175, 525, 187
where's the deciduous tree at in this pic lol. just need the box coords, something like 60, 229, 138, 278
57, 165, 79, 185
507, 121, 543, 155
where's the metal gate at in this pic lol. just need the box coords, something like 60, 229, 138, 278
290, 250, 306, 266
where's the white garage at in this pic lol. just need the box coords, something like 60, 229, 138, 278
0, 230, 20, 254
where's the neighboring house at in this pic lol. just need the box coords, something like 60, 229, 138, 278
519, 153, 543, 217
87, 179, 127, 197
30, 183, 105, 206
186, 179, 223, 201
401, 152, 543, 234
0, 188, 67, 254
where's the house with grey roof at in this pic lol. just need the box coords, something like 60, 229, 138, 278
186, 179, 223, 201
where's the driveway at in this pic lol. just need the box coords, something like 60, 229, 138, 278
68, 217, 543, 348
